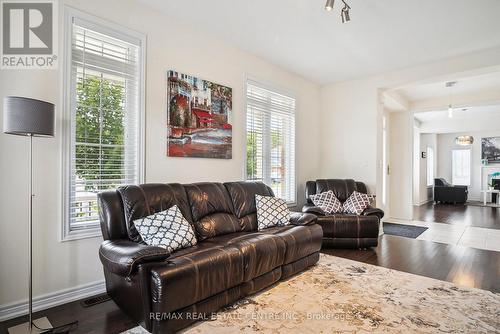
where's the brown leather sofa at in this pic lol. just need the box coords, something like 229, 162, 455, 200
302, 179, 383, 248
97, 181, 322, 333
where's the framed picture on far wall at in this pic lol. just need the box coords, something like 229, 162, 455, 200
166, 70, 232, 159
482, 137, 500, 163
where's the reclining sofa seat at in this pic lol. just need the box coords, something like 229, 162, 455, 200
303, 179, 384, 248
98, 181, 322, 333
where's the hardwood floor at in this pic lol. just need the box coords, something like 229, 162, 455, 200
324, 234, 500, 293
1, 235, 499, 334
413, 202, 500, 229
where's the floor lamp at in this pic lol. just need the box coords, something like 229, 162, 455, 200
4, 96, 55, 334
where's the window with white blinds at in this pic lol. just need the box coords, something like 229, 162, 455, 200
246, 80, 296, 204
63, 10, 144, 239
452, 149, 471, 186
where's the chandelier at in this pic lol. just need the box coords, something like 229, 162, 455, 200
325, 0, 351, 23
455, 135, 474, 146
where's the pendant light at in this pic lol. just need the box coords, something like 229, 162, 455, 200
446, 81, 457, 118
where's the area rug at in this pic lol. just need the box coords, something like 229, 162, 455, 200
383, 222, 428, 238
123, 254, 500, 333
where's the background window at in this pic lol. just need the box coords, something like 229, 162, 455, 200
246, 80, 296, 204
452, 149, 471, 186
426, 146, 434, 187
63, 10, 144, 239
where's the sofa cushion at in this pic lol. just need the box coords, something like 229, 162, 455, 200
205, 232, 286, 281
117, 184, 193, 243
224, 181, 274, 231
133, 205, 197, 253
184, 183, 241, 240
150, 245, 245, 313
261, 224, 323, 264
310, 190, 343, 214
255, 195, 290, 230
343, 191, 375, 215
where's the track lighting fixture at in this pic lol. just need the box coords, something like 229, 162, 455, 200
325, 0, 334, 11
341, 3, 351, 23
325, 0, 351, 23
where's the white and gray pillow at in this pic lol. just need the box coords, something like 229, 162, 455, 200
343, 191, 375, 215
133, 205, 197, 253
255, 194, 290, 230
310, 190, 343, 214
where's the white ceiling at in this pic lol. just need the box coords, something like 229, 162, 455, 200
396, 72, 500, 102
415, 104, 500, 133
139, 0, 500, 84
415, 104, 500, 123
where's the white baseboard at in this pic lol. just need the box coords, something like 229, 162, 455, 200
0, 280, 106, 322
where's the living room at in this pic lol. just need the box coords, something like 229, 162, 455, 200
0, 1, 499, 333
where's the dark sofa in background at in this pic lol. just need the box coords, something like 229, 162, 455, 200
97, 181, 322, 333
303, 179, 383, 248
434, 178, 468, 204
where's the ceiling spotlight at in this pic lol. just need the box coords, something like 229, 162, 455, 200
325, 0, 351, 23
341, 4, 350, 23
325, 0, 334, 11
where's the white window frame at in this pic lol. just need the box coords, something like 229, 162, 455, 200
244, 77, 297, 206
61, 7, 145, 241
452, 148, 471, 186
426, 146, 434, 187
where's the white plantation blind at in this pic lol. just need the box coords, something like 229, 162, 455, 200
452, 149, 471, 186
66, 16, 143, 233
246, 80, 296, 204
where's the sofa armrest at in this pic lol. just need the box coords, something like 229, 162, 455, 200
362, 207, 384, 220
99, 240, 170, 277
290, 212, 317, 226
301, 204, 326, 216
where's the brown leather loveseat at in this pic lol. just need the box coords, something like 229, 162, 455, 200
98, 181, 322, 333
303, 179, 383, 248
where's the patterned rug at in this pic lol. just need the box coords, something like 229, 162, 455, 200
123, 254, 500, 333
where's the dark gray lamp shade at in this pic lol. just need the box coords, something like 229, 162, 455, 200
3, 96, 55, 137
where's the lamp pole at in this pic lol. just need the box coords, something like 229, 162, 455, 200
28, 134, 33, 331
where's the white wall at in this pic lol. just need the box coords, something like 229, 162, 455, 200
437, 130, 500, 200
418, 133, 437, 205
0, 0, 321, 308
319, 47, 500, 219
413, 125, 420, 204
389, 112, 413, 220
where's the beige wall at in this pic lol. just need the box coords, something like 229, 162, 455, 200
0, 0, 321, 307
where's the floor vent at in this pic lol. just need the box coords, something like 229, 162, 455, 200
81, 293, 111, 308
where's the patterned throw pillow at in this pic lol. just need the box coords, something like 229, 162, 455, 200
309, 190, 343, 214
255, 194, 291, 230
343, 191, 375, 215
133, 205, 197, 253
